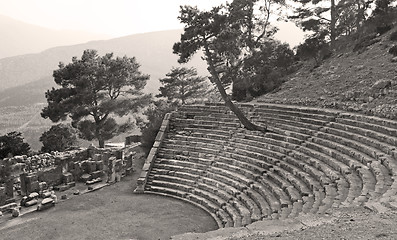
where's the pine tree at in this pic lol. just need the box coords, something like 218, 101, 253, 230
41, 49, 151, 148
157, 67, 208, 104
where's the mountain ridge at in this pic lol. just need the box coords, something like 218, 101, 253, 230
0, 29, 208, 106
0, 14, 111, 59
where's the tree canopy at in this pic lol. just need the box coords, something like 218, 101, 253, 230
40, 124, 78, 153
0, 131, 30, 159
157, 67, 208, 104
41, 49, 151, 148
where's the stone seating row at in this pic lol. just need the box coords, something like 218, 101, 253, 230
148, 161, 253, 226
157, 135, 318, 219
191, 103, 397, 147
172, 111, 372, 204
143, 103, 397, 228
252, 114, 394, 195
258, 115, 397, 202
153, 145, 291, 221
221, 137, 344, 213
252, 107, 396, 202
169, 117, 354, 210
226, 118, 374, 204
185, 103, 397, 142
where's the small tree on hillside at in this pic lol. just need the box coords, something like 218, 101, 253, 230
157, 67, 208, 104
295, 33, 331, 65
0, 131, 30, 159
40, 124, 78, 153
41, 49, 151, 148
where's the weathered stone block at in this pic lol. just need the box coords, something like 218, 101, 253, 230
155, 131, 164, 142
92, 154, 102, 161
142, 163, 151, 171
39, 182, 47, 191
96, 161, 103, 171
67, 181, 76, 188
54, 184, 68, 192
62, 172, 74, 184
85, 161, 97, 173
115, 159, 122, 172
91, 170, 103, 179
25, 175, 38, 183
114, 150, 123, 160
86, 178, 102, 185
80, 174, 92, 182
0, 203, 17, 213
27, 181, 40, 194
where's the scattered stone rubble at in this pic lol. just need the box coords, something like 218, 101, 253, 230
0, 145, 137, 217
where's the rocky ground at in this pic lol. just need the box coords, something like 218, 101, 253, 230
172, 205, 397, 240
256, 26, 397, 120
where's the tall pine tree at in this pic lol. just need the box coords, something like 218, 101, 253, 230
157, 67, 208, 104
42, 49, 151, 148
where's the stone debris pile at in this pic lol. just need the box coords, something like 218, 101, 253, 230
0, 145, 137, 217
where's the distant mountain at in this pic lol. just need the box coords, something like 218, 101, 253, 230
0, 15, 110, 59
0, 29, 208, 106
0, 76, 55, 108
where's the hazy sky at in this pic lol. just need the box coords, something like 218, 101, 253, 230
0, 0, 305, 46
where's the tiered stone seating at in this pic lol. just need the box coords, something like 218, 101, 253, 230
137, 102, 397, 228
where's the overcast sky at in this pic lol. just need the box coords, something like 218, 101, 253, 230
0, 0, 305, 46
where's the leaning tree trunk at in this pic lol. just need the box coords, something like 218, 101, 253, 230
203, 43, 267, 132
330, 0, 337, 49
95, 125, 105, 148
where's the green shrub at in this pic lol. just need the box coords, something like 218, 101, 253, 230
139, 100, 177, 155
40, 124, 78, 153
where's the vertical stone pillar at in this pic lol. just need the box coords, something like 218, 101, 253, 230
107, 157, 116, 183
20, 172, 28, 196
5, 178, 14, 200
0, 187, 6, 206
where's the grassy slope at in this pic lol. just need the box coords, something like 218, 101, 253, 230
256, 26, 397, 119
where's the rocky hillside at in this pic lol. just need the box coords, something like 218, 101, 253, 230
257, 26, 397, 120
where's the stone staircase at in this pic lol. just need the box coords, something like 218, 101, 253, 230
135, 103, 397, 228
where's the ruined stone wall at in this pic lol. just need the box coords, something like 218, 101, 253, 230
0, 145, 136, 204
37, 166, 63, 187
